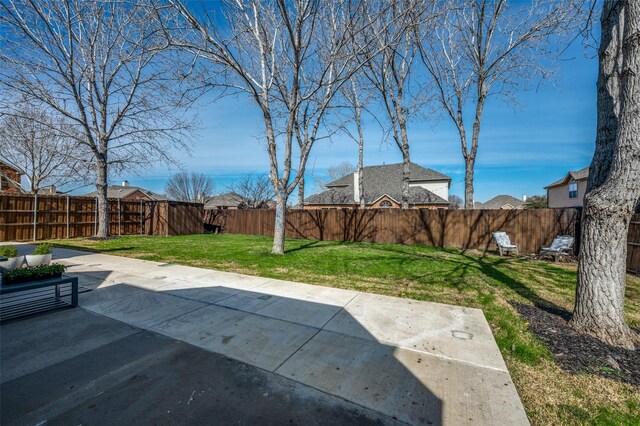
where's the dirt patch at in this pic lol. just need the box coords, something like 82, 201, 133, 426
513, 302, 640, 386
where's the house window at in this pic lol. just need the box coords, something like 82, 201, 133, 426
379, 200, 393, 208
569, 179, 577, 199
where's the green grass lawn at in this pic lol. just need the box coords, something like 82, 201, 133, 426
52, 234, 640, 425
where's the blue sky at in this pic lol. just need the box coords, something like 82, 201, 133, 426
120, 36, 598, 203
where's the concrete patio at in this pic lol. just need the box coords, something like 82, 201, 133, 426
1, 245, 529, 425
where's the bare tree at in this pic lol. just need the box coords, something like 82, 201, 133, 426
0, 0, 195, 238
339, 75, 376, 208
448, 194, 463, 209
363, 0, 432, 209
416, 0, 584, 209
0, 104, 85, 192
571, 0, 640, 349
165, 0, 384, 254
165, 172, 215, 203
523, 194, 547, 209
327, 161, 357, 182
230, 174, 275, 209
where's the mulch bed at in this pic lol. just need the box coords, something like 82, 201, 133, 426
513, 302, 640, 386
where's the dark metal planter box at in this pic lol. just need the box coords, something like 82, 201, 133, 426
0, 275, 79, 322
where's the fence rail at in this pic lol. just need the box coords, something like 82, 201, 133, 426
0, 194, 203, 241
207, 208, 640, 275
208, 208, 580, 254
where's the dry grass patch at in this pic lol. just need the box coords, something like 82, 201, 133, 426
510, 358, 639, 425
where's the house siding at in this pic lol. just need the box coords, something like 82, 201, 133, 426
409, 180, 449, 201
547, 180, 588, 208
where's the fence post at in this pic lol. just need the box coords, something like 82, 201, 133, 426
94, 197, 98, 236
118, 198, 121, 235
66, 196, 70, 239
33, 193, 38, 241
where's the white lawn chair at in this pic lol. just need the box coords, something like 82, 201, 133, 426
492, 232, 518, 257
540, 235, 574, 262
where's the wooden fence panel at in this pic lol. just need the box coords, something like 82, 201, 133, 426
210, 208, 582, 255
206, 208, 640, 274
0, 195, 202, 241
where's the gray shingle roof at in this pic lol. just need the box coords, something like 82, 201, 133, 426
307, 163, 450, 206
85, 185, 166, 201
326, 163, 450, 187
545, 166, 590, 189
475, 195, 524, 209
204, 192, 247, 209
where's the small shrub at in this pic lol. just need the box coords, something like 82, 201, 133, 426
32, 243, 52, 255
1, 263, 66, 284
0, 245, 19, 258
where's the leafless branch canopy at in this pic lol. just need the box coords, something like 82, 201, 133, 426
415, 0, 586, 208
0, 0, 199, 236
165, 171, 215, 203
0, 102, 88, 192
161, 0, 392, 252
229, 174, 276, 209
326, 161, 356, 182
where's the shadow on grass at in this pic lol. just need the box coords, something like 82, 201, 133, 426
284, 240, 324, 254
279, 239, 570, 314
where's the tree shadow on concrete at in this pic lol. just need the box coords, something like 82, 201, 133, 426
23, 270, 446, 425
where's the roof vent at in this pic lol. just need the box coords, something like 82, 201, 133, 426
122, 180, 129, 187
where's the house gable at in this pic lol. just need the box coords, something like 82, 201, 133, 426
370, 194, 400, 208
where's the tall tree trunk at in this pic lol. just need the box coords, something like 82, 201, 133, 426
401, 143, 410, 209
297, 174, 305, 208
571, 0, 640, 349
464, 156, 475, 210
463, 83, 485, 210
95, 153, 109, 238
272, 189, 287, 255
357, 116, 365, 209
397, 108, 410, 209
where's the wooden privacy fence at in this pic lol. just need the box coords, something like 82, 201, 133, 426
208, 208, 581, 254
209, 208, 640, 274
0, 194, 203, 241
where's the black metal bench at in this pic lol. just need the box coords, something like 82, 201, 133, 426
0, 275, 79, 322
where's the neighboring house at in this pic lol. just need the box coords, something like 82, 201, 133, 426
474, 195, 525, 210
205, 192, 248, 210
304, 162, 450, 209
205, 192, 274, 210
545, 166, 589, 208
37, 186, 62, 195
84, 180, 166, 201
0, 160, 26, 193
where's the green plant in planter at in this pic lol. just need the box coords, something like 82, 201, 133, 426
0, 245, 19, 258
1, 264, 66, 285
32, 243, 52, 255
